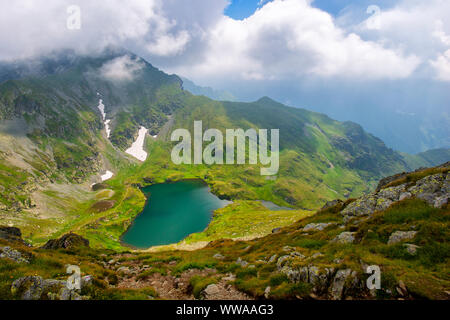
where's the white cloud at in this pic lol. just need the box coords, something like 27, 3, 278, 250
0, 0, 448, 84
355, 0, 450, 80
145, 31, 190, 56
430, 50, 450, 81
99, 55, 144, 81
0, 0, 201, 61
176, 0, 420, 82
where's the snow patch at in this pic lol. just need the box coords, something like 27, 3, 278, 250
125, 126, 148, 161
101, 170, 114, 181
96, 99, 111, 139
105, 119, 111, 138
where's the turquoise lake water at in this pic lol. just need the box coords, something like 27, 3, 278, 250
121, 180, 229, 248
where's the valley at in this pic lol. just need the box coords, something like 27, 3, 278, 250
0, 50, 448, 251
0, 50, 448, 301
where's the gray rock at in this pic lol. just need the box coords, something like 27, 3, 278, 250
264, 286, 271, 299
268, 254, 277, 263
388, 231, 417, 244
404, 243, 420, 255
0, 246, 30, 263
303, 222, 335, 232
332, 232, 356, 244
213, 253, 225, 260
290, 251, 306, 259
434, 195, 448, 208
399, 192, 412, 201
340, 195, 377, 219
117, 266, 131, 274
330, 269, 352, 300
321, 199, 343, 210
377, 185, 406, 202
10, 276, 81, 300
236, 257, 248, 268
201, 284, 219, 299
11, 276, 45, 300
276, 255, 291, 269
271, 228, 282, 234
310, 252, 324, 260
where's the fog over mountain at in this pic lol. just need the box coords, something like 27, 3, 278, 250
0, 0, 449, 153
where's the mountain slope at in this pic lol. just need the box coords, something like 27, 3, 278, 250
1, 162, 448, 300
0, 50, 449, 249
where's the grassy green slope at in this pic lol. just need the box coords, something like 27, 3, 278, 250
0, 51, 449, 250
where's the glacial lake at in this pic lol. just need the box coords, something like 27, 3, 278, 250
121, 180, 230, 248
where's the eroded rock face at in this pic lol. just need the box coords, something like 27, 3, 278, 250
41, 233, 89, 250
341, 172, 449, 221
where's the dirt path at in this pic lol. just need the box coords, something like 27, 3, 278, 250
112, 259, 251, 300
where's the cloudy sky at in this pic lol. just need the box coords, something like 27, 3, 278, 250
0, 0, 449, 152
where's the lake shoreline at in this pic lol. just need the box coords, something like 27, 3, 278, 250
119, 178, 230, 250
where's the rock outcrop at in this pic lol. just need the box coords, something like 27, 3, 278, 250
341, 171, 448, 222
11, 275, 91, 300
388, 231, 417, 245
276, 255, 365, 299
0, 226, 26, 244
0, 246, 31, 263
41, 233, 90, 250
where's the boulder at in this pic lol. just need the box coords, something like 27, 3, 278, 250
399, 192, 412, 201
11, 275, 93, 300
388, 231, 417, 245
0, 246, 30, 263
303, 222, 335, 232
213, 253, 225, 260
201, 284, 220, 299
434, 195, 448, 208
329, 269, 353, 300
332, 232, 356, 244
41, 233, 89, 250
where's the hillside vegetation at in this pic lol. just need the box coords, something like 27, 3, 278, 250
0, 163, 448, 300
0, 50, 449, 251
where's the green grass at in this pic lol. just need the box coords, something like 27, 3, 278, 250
189, 275, 218, 299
